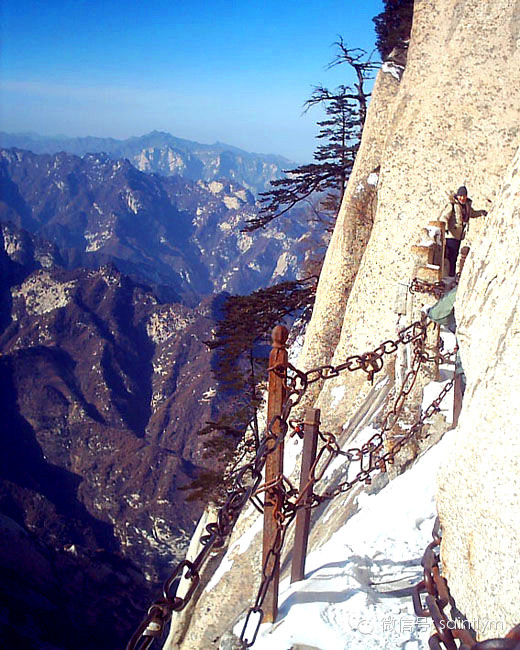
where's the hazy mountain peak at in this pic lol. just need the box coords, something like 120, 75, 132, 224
0, 130, 295, 193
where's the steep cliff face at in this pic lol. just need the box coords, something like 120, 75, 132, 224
158, 2, 520, 648
436, 146, 520, 636
296, 55, 402, 388
302, 0, 520, 430
304, 0, 520, 634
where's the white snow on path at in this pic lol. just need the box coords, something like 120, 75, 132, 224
237, 428, 457, 650
422, 328, 458, 427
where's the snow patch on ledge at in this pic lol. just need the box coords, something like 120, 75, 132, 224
331, 385, 346, 409
426, 225, 441, 240
367, 172, 379, 186
382, 61, 405, 81
237, 429, 457, 649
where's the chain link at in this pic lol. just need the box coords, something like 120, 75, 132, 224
413, 520, 520, 649
409, 277, 447, 299
281, 319, 428, 390
127, 317, 444, 649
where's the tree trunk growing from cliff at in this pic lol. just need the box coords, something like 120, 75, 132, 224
243, 41, 378, 233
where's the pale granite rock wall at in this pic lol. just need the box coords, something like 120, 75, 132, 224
304, 0, 520, 430
436, 145, 520, 636
296, 59, 402, 379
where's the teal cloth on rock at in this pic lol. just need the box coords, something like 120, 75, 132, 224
427, 287, 465, 390
427, 287, 457, 333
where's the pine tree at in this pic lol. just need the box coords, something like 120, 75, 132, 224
207, 278, 316, 407
243, 39, 378, 232
182, 279, 316, 503
207, 279, 315, 439
373, 0, 414, 61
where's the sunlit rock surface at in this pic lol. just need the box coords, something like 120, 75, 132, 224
437, 145, 520, 636
301, 0, 520, 431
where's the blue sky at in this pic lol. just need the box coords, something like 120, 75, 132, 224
0, 1, 383, 162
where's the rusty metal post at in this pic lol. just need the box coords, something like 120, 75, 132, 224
291, 407, 320, 584
453, 373, 463, 427
261, 325, 288, 623
429, 220, 446, 278
413, 221, 447, 380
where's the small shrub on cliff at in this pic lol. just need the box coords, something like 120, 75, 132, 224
373, 0, 414, 60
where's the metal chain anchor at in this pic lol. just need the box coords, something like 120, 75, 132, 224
413, 519, 520, 650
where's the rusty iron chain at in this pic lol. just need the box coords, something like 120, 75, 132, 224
240, 375, 456, 646
278, 318, 429, 390
410, 277, 447, 299
413, 519, 520, 650
305, 339, 453, 505
240, 496, 296, 647
254, 346, 455, 515
127, 317, 436, 649
426, 345, 459, 365
240, 337, 458, 645
243, 318, 430, 516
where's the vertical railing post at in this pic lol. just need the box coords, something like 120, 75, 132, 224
453, 373, 463, 427
429, 220, 446, 278
261, 325, 288, 623
291, 407, 320, 584
412, 221, 447, 380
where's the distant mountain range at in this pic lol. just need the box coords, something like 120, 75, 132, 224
0, 147, 316, 305
0, 131, 294, 194
0, 142, 319, 648
0, 221, 238, 646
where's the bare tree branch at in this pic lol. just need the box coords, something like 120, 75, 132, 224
243, 38, 379, 232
